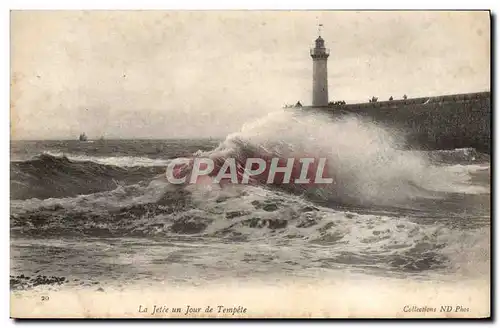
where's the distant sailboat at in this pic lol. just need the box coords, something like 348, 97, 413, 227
79, 132, 88, 142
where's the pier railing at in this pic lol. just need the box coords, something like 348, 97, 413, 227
310, 48, 330, 56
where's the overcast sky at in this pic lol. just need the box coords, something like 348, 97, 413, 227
11, 11, 490, 140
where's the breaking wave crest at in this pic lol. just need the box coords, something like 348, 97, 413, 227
9, 109, 491, 284
424, 147, 490, 164
10, 183, 489, 277
192, 111, 489, 206
10, 111, 489, 203
10, 153, 165, 200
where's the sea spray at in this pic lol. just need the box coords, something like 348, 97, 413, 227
187, 109, 482, 206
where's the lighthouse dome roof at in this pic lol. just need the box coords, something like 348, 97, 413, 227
315, 36, 325, 48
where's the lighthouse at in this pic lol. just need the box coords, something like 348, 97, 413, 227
310, 27, 330, 107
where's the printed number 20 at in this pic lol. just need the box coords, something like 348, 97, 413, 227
41, 296, 49, 301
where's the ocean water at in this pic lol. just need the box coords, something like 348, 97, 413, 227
10, 111, 491, 316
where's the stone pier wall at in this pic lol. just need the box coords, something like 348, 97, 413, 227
306, 91, 491, 153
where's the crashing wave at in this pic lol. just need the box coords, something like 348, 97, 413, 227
174, 111, 489, 206
423, 147, 490, 164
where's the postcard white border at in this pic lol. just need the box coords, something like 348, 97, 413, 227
2, 0, 497, 326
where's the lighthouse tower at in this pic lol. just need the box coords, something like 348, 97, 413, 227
310, 28, 330, 107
